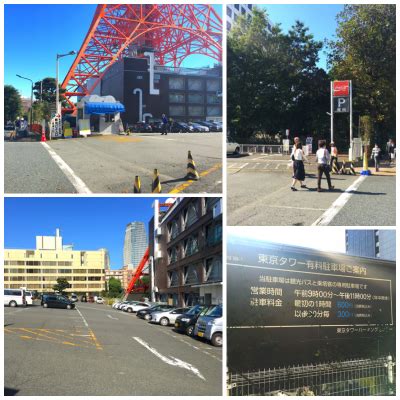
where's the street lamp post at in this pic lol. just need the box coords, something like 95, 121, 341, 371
56, 50, 76, 116
16, 74, 33, 126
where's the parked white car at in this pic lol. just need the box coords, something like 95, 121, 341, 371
24, 291, 34, 306
150, 307, 191, 326
227, 139, 241, 155
124, 302, 151, 313
4, 289, 26, 307
119, 301, 140, 311
96, 297, 104, 304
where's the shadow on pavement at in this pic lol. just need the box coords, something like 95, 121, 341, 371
162, 176, 190, 184
227, 153, 250, 158
4, 387, 19, 396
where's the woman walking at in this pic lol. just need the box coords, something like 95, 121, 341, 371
316, 140, 334, 192
291, 142, 308, 191
371, 144, 381, 172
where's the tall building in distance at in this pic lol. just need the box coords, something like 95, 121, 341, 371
123, 222, 148, 269
346, 230, 396, 261
226, 4, 273, 32
4, 229, 108, 295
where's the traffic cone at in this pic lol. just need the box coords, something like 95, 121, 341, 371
152, 169, 162, 193
41, 125, 46, 142
134, 176, 141, 193
186, 150, 200, 180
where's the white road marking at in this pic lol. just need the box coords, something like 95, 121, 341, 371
133, 336, 206, 380
266, 205, 327, 211
312, 175, 367, 226
107, 314, 119, 320
41, 142, 92, 194
75, 308, 89, 328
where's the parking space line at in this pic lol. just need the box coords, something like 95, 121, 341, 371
133, 336, 206, 380
312, 175, 367, 226
41, 142, 92, 194
107, 314, 119, 320
169, 162, 222, 194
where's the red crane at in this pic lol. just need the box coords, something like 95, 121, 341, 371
61, 4, 222, 111
124, 247, 150, 299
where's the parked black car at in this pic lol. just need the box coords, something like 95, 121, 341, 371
170, 121, 193, 133
174, 304, 213, 336
195, 121, 221, 132
41, 294, 75, 310
137, 304, 176, 320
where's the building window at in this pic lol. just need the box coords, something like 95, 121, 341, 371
207, 94, 221, 104
188, 78, 203, 91
227, 7, 232, 17
184, 235, 199, 257
168, 271, 179, 287
207, 79, 221, 92
205, 257, 222, 282
169, 77, 185, 90
169, 247, 178, 263
188, 93, 204, 104
169, 93, 185, 103
241, 7, 246, 14
227, 22, 231, 31
234, 4, 239, 10
169, 220, 179, 240
25, 250, 35, 257
206, 222, 222, 246
186, 202, 199, 227
184, 292, 199, 307
169, 105, 185, 117
184, 265, 199, 285
188, 105, 204, 117
207, 106, 221, 117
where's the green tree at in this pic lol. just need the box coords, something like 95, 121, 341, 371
228, 9, 330, 142
33, 77, 67, 105
328, 4, 396, 147
108, 277, 123, 297
4, 85, 23, 122
53, 277, 70, 295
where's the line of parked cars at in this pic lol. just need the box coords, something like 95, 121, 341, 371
112, 300, 223, 347
126, 120, 222, 134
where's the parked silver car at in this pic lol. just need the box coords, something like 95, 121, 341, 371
149, 307, 191, 326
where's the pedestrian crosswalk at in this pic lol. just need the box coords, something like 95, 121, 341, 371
228, 161, 292, 172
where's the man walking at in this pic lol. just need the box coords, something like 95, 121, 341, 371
161, 113, 168, 135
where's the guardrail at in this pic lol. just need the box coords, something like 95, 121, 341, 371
239, 144, 285, 154
227, 356, 396, 396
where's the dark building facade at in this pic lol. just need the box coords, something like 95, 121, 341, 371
346, 229, 396, 261
101, 54, 222, 126
152, 197, 222, 307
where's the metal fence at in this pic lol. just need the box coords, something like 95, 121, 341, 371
239, 144, 285, 155
227, 356, 395, 396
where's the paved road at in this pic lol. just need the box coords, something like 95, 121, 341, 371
4, 132, 222, 194
228, 155, 396, 226
4, 142, 77, 193
4, 303, 222, 396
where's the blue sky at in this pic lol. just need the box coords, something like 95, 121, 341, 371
260, 4, 344, 70
4, 197, 167, 269
4, 4, 222, 97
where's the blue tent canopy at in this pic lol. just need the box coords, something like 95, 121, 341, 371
84, 102, 125, 115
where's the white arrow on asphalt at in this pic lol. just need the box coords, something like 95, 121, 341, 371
107, 314, 119, 320
133, 336, 205, 380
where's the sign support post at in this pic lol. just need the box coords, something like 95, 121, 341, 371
330, 81, 334, 143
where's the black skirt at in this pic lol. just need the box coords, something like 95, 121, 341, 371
293, 160, 305, 181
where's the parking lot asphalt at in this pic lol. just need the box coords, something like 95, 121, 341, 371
228, 154, 396, 226
4, 132, 222, 194
4, 303, 222, 396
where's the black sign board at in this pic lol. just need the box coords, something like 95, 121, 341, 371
334, 96, 350, 113
227, 237, 396, 372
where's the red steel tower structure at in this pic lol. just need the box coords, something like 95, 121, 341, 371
62, 4, 222, 111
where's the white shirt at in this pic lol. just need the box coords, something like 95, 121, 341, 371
293, 148, 305, 161
316, 148, 330, 164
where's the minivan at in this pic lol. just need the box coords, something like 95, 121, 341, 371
194, 304, 223, 347
4, 289, 26, 307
